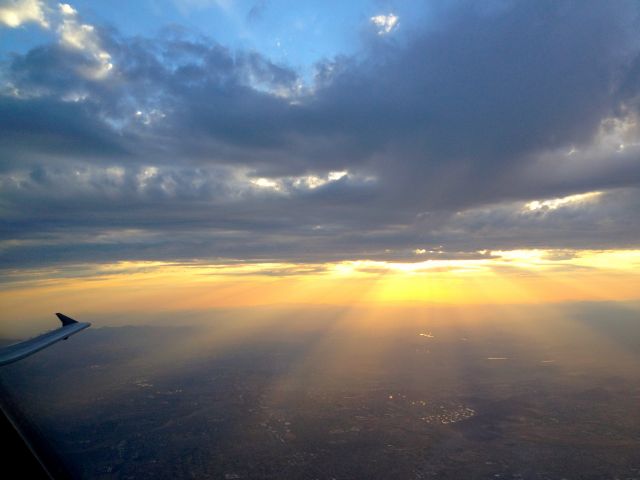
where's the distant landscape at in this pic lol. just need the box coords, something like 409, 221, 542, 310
2, 304, 639, 479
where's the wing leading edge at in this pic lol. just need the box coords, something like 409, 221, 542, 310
0, 314, 91, 366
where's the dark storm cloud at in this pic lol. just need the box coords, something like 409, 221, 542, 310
2, 0, 640, 267
0, 95, 127, 164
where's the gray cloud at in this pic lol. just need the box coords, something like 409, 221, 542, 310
2, 0, 640, 268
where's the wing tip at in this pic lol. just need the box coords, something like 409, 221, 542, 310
55, 313, 78, 326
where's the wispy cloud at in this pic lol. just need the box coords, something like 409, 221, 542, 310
370, 13, 398, 35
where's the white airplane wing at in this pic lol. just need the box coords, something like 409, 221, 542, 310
0, 314, 91, 366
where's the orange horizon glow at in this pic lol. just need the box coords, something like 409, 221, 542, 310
1, 248, 640, 336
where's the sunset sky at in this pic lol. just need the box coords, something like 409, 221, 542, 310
1, 0, 640, 336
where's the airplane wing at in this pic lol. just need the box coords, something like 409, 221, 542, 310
0, 314, 91, 366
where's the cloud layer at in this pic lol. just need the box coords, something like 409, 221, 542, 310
2, 0, 640, 268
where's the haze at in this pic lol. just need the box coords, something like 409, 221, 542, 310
1, 1, 640, 478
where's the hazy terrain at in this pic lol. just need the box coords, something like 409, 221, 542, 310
2, 303, 640, 479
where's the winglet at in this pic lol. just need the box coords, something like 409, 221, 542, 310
55, 313, 78, 326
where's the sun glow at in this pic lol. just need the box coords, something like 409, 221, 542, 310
1, 249, 640, 337
524, 191, 602, 211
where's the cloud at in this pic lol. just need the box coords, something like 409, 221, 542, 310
1, 1, 113, 80
2, 0, 640, 267
370, 13, 398, 35
524, 192, 602, 212
0, 0, 48, 28
56, 3, 113, 79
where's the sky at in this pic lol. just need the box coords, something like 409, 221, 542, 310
1, 0, 640, 333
